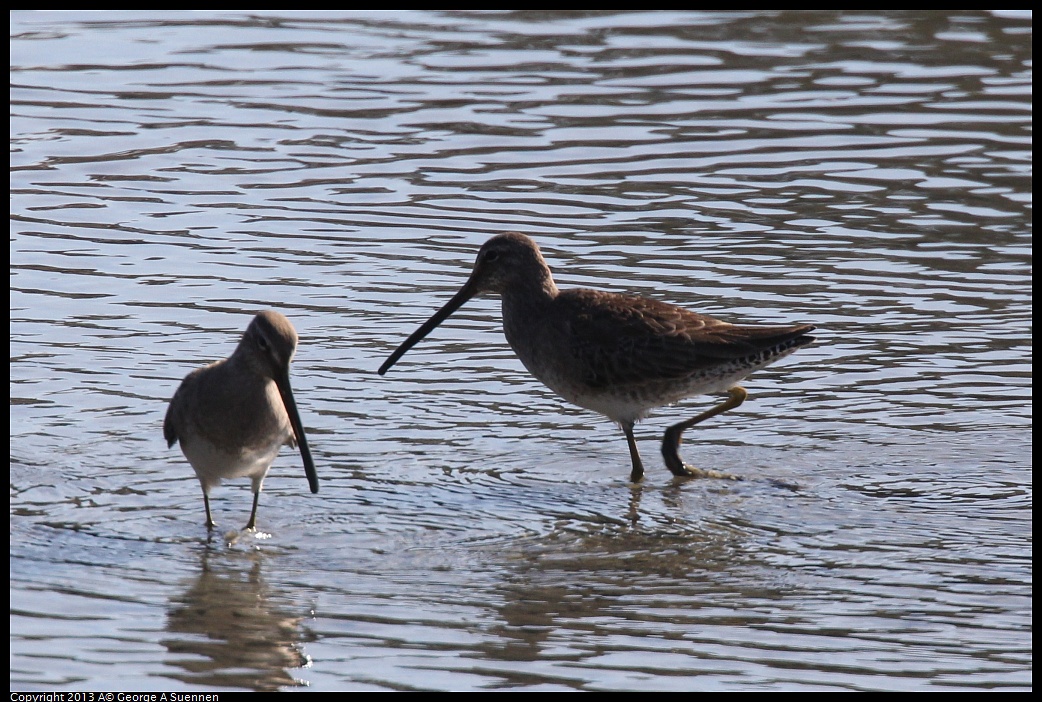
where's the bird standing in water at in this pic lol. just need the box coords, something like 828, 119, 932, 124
379, 232, 814, 482
165, 310, 319, 529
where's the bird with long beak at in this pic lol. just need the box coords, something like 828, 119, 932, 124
379, 232, 814, 482
165, 310, 319, 530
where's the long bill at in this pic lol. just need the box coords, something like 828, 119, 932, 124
274, 370, 320, 494
378, 276, 479, 375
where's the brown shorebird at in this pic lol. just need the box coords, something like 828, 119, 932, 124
379, 232, 815, 483
164, 310, 319, 530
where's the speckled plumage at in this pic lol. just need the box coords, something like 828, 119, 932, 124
380, 232, 815, 482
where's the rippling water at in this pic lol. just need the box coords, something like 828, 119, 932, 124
11, 10, 1031, 692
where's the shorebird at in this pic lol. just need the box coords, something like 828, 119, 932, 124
164, 310, 319, 530
379, 232, 815, 482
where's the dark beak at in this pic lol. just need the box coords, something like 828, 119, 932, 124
274, 370, 319, 494
378, 275, 480, 375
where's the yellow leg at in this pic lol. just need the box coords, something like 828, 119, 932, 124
661, 386, 747, 479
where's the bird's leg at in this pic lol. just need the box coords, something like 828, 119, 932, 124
203, 492, 216, 530
622, 420, 645, 483
244, 490, 261, 531
662, 386, 747, 480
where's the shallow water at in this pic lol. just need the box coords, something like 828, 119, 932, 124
10, 10, 1032, 691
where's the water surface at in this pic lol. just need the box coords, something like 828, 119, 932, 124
10, 10, 1032, 691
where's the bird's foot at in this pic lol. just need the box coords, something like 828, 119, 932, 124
669, 461, 743, 481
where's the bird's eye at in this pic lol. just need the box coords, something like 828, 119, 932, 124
257, 335, 270, 351
485, 250, 500, 262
